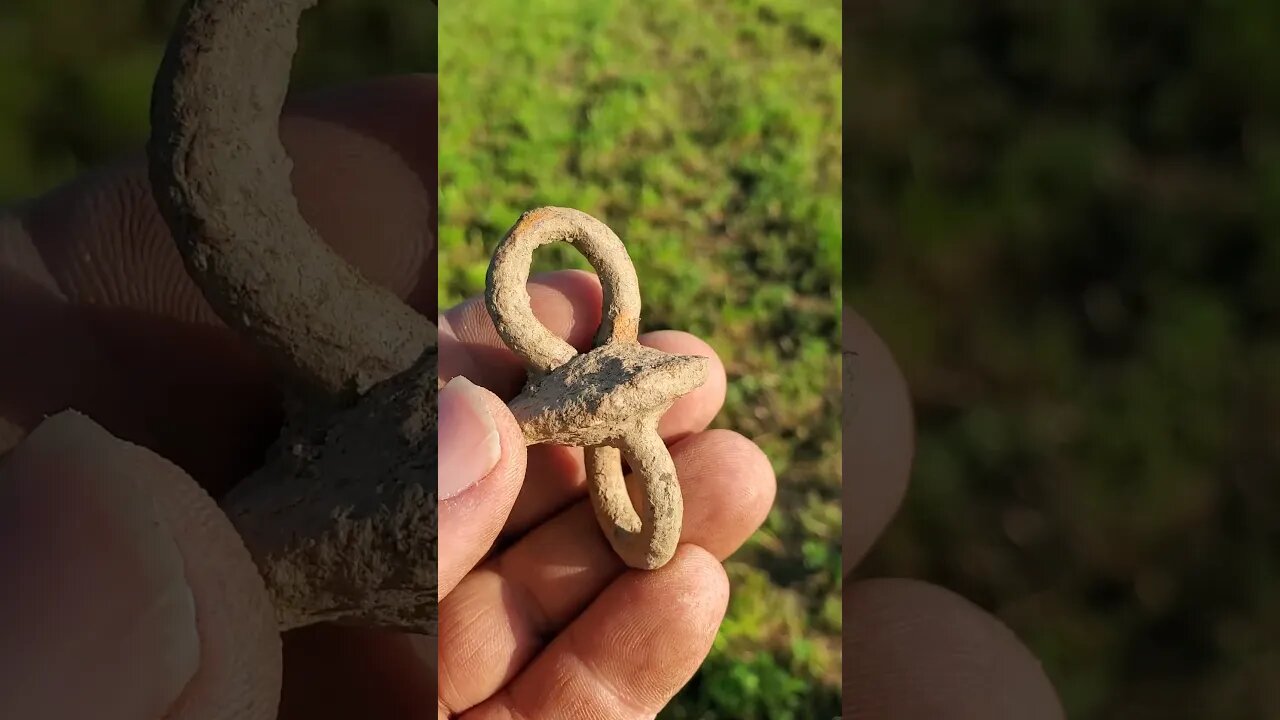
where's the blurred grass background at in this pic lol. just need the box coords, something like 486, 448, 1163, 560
0, 0, 842, 717
0, 0, 437, 204
850, 2, 1280, 719
439, 1, 843, 717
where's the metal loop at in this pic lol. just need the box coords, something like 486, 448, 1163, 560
485, 207, 641, 375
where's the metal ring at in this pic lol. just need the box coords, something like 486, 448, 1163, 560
484, 207, 642, 375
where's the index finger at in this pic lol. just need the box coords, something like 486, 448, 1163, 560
439, 270, 604, 399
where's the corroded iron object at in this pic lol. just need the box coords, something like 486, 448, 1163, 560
485, 207, 709, 570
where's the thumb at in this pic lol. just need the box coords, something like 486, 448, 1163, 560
437, 376, 527, 598
0, 411, 279, 720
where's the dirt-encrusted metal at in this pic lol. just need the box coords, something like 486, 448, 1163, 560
148, 0, 438, 635
485, 207, 709, 569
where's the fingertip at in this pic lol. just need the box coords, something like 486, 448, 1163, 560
643, 546, 731, 657
844, 306, 915, 573
283, 111, 434, 306
437, 377, 528, 597
641, 330, 727, 440
445, 269, 603, 343
107, 420, 282, 720
0, 410, 281, 720
672, 429, 776, 559
662, 544, 731, 617
621, 545, 731, 657
285, 76, 439, 316
287, 74, 438, 190
438, 377, 528, 503
479, 385, 530, 487
845, 578, 1065, 720
0, 411, 200, 720
441, 269, 606, 396
527, 267, 605, 302
584, 545, 730, 707
438, 377, 504, 501
524, 269, 606, 353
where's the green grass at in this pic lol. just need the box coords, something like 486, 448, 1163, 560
439, 0, 843, 716
0, 0, 436, 204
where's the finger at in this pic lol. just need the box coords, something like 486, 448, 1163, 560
438, 430, 774, 712
0, 411, 279, 720
286, 74, 438, 229
0, 74, 437, 490
845, 578, 1064, 720
275, 625, 435, 720
460, 545, 728, 719
647, 331, 729, 441
270, 73, 438, 315
439, 269, 605, 398
844, 305, 915, 572
437, 377, 528, 599
500, 329, 727, 536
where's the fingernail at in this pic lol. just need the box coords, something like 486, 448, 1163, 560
0, 411, 199, 720
438, 377, 502, 500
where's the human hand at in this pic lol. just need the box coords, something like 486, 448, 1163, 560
842, 308, 1065, 719
0, 75, 443, 719
434, 270, 776, 717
